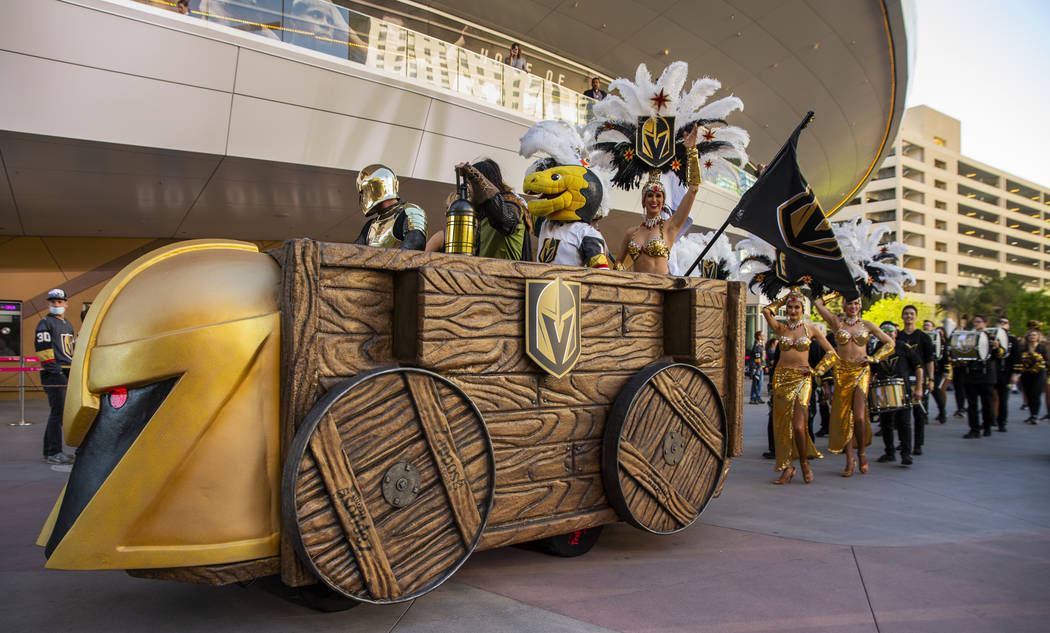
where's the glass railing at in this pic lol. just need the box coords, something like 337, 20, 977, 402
144, 0, 753, 196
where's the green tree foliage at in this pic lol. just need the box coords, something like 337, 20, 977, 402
938, 285, 982, 321
1007, 289, 1050, 332
938, 276, 1050, 330
810, 294, 937, 328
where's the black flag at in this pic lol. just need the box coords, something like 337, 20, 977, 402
729, 112, 859, 300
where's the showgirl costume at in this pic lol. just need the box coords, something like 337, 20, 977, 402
764, 292, 837, 474
771, 331, 826, 472
827, 325, 891, 453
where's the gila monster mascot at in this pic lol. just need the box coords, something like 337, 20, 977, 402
519, 120, 613, 268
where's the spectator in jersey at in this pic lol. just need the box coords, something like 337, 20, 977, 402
36, 289, 76, 465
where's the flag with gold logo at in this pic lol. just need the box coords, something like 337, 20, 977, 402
525, 277, 581, 378
728, 111, 858, 300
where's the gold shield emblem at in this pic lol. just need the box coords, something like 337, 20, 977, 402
636, 115, 675, 169
525, 277, 581, 378
776, 186, 843, 260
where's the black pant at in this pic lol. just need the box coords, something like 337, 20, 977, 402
911, 381, 927, 447
953, 370, 967, 411
41, 370, 68, 457
932, 371, 947, 419
880, 408, 911, 458
1021, 372, 1046, 418
817, 396, 830, 434
965, 381, 995, 433
994, 382, 1011, 426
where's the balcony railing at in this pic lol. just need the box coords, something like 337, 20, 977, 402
144, 0, 756, 197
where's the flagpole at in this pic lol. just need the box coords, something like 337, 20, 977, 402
682, 111, 815, 277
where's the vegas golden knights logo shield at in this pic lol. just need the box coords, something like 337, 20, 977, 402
637, 115, 675, 169
525, 277, 581, 378
776, 186, 842, 260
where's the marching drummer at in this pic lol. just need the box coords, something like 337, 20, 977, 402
960, 314, 1003, 438
872, 322, 923, 467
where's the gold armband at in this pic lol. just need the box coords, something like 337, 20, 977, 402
686, 147, 701, 186
871, 342, 893, 363
820, 291, 840, 303
813, 351, 839, 376
586, 253, 611, 269
764, 295, 788, 313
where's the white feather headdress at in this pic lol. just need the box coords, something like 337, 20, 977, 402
585, 61, 749, 190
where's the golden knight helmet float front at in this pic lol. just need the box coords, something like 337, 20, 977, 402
39, 240, 283, 570
357, 163, 400, 216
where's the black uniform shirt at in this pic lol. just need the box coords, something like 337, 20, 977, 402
873, 342, 922, 396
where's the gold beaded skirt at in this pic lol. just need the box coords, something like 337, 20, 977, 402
772, 366, 823, 472
828, 359, 873, 453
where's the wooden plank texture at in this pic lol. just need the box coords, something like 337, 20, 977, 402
406, 373, 483, 544
308, 416, 400, 600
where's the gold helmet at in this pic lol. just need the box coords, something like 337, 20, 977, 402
38, 240, 282, 570
357, 163, 399, 215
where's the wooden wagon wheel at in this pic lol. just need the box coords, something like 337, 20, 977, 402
602, 362, 728, 534
282, 367, 495, 604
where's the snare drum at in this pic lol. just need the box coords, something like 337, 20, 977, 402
983, 326, 1010, 354
925, 329, 943, 359
868, 378, 909, 415
949, 329, 989, 361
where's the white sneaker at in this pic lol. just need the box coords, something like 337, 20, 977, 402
44, 453, 74, 465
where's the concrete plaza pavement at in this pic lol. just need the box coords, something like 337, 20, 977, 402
2, 390, 1048, 633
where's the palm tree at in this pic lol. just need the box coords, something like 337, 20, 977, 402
939, 284, 982, 324
977, 276, 1025, 318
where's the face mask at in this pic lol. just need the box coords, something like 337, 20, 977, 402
49, 306, 65, 316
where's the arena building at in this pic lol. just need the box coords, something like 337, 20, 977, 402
0, 0, 910, 394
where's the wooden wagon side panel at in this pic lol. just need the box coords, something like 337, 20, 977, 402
278, 241, 744, 570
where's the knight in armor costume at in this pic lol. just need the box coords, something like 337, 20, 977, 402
354, 164, 427, 250
992, 316, 1020, 431
960, 315, 1002, 438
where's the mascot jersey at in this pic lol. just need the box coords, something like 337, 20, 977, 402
537, 221, 609, 268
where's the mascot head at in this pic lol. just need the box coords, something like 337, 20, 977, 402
522, 164, 605, 223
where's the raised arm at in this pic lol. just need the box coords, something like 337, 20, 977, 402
761, 295, 787, 335
812, 296, 840, 332
666, 124, 700, 242
865, 320, 894, 362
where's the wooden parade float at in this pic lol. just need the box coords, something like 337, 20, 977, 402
40, 238, 744, 610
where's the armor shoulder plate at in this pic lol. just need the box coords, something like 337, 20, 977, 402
400, 203, 427, 233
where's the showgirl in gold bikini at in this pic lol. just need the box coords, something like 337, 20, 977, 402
813, 295, 893, 476
762, 290, 838, 484
616, 125, 700, 274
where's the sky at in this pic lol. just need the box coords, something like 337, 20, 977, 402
904, 0, 1050, 187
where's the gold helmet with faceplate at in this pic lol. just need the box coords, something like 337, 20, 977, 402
357, 164, 399, 215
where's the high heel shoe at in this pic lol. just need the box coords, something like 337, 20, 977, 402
801, 463, 814, 484
841, 457, 855, 478
773, 466, 795, 485
858, 453, 869, 474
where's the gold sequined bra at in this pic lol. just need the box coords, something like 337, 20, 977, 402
628, 238, 670, 259
779, 337, 812, 352
835, 329, 869, 347
628, 221, 670, 259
